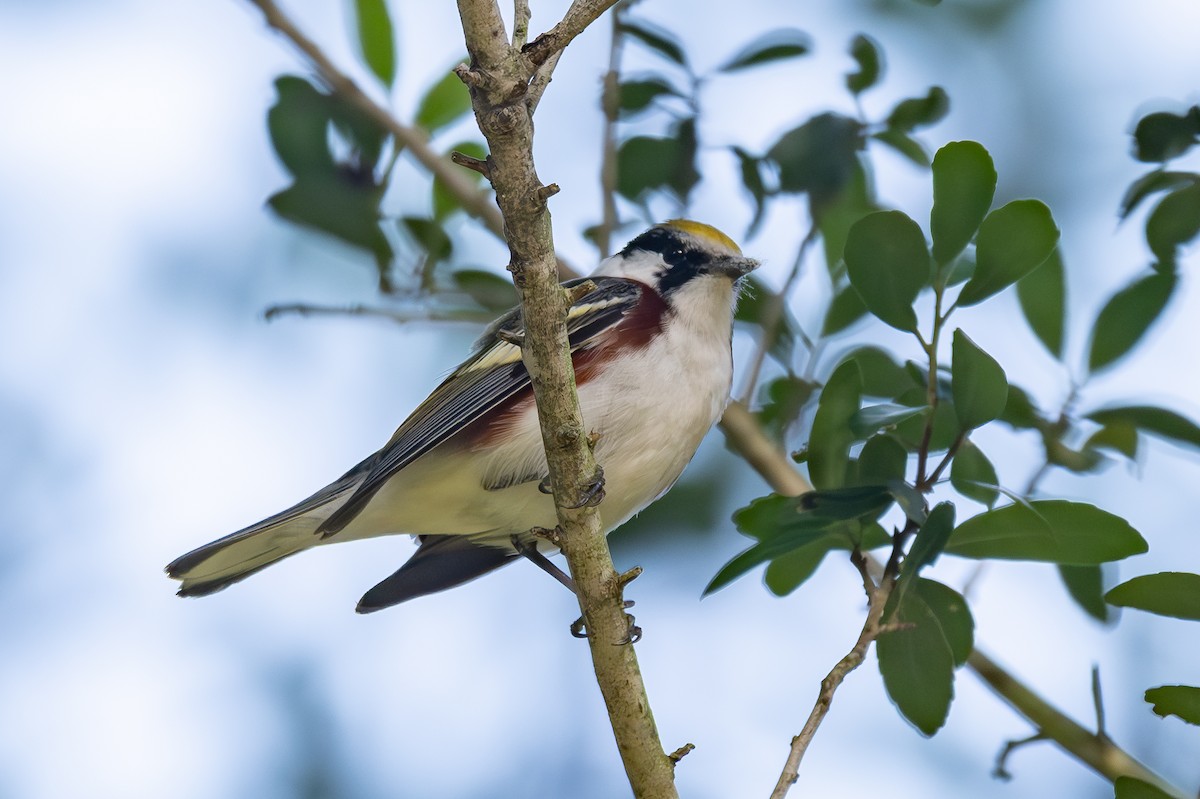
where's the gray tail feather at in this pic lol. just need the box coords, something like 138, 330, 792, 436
356, 535, 516, 613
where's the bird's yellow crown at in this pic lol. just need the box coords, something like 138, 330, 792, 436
663, 219, 742, 255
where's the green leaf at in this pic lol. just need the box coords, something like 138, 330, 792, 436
764, 537, 838, 596
1016, 247, 1066, 359
841, 347, 916, 398
871, 129, 930, 168
1105, 572, 1200, 620
1144, 685, 1200, 725
707, 487, 893, 594
1086, 404, 1200, 451
878, 577, 968, 735
930, 141, 997, 266
451, 269, 517, 311
851, 403, 927, 438
843, 211, 929, 331
1115, 777, 1179, 799
618, 77, 682, 117
946, 501, 1148, 564
958, 200, 1060, 306
808, 360, 863, 489
904, 502, 957, 577
268, 76, 338, 176
845, 34, 883, 95
1132, 106, 1200, 163
616, 118, 699, 203
855, 434, 909, 485
949, 439, 999, 508
1145, 182, 1200, 264
1120, 170, 1199, 219
767, 113, 866, 207
885, 86, 949, 133
353, 0, 397, 88
822, 283, 871, 336
619, 18, 688, 68
1087, 271, 1176, 373
432, 141, 487, 220
416, 67, 472, 134
720, 28, 810, 72
1058, 564, 1112, 623
951, 329, 1008, 430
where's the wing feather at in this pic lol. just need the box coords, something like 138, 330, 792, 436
317, 277, 645, 536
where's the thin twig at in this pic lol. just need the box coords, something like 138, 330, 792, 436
769, 551, 893, 799
526, 50, 563, 114
263, 301, 494, 325
596, 3, 624, 258
738, 226, 818, 404
522, 0, 621, 66
512, 0, 531, 48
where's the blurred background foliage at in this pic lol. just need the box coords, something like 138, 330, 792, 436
1, 0, 1199, 797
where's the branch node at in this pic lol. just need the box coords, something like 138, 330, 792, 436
668, 743, 696, 764
617, 566, 643, 589
537, 182, 561, 202
992, 731, 1049, 781
451, 150, 492, 179
496, 326, 525, 347
565, 279, 599, 305
531, 525, 564, 548
453, 63, 485, 88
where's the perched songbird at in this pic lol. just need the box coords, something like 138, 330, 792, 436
166, 220, 758, 613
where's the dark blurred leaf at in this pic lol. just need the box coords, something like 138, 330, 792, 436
1087, 271, 1176, 373
268, 76, 338, 175
1144, 685, 1200, 725
764, 538, 836, 596
912, 578, 974, 667
416, 67, 472, 134
732, 146, 769, 239
757, 375, 818, 440
452, 269, 517, 311
1132, 107, 1200, 163
353, 0, 397, 87
1115, 777, 1176, 799
1120, 170, 1199, 219
1086, 404, 1200, 451
433, 141, 487, 220
618, 77, 682, 117
845, 34, 883, 95
1085, 423, 1139, 461
620, 18, 688, 68
885, 86, 949, 133
797, 485, 895, 520
822, 282, 870, 336
1044, 436, 1105, 474
950, 440, 999, 508
1016, 247, 1066, 359
944, 249, 976, 286
999, 385, 1041, 430
1106, 572, 1200, 620
851, 403, 927, 438
930, 141, 996, 267
894, 395, 960, 454
1058, 564, 1111, 623
958, 200, 1059, 306
818, 160, 879, 273
889, 480, 929, 525
947, 501, 1148, 563
401, 216, 453, 267
1145, 182, 1200, 264
808, 360, 863, 489
270, 181, 392, 271
878, 577, 966, 735
871, 129, 930, 167
844, 210, 929, 331
617, 118, 699, 203
855, 434, 909, 485
735, 276, 797, 365
904, 502, 956, 577
951, 329, 1008, 430
720, 28, 810, 72
767, 113, 866, 211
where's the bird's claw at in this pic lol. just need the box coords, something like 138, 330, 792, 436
537, 467, 606, 509
569, 600, 640, 644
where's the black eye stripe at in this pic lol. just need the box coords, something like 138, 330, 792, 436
620, 226, 708, 296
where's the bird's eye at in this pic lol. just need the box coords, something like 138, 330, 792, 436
666, 247, 686, 265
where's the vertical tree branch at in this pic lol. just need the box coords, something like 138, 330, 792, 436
597, 4, 624, 258
454, 1, 677, 796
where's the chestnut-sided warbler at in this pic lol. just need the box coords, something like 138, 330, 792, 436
167, 220, 758, 612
